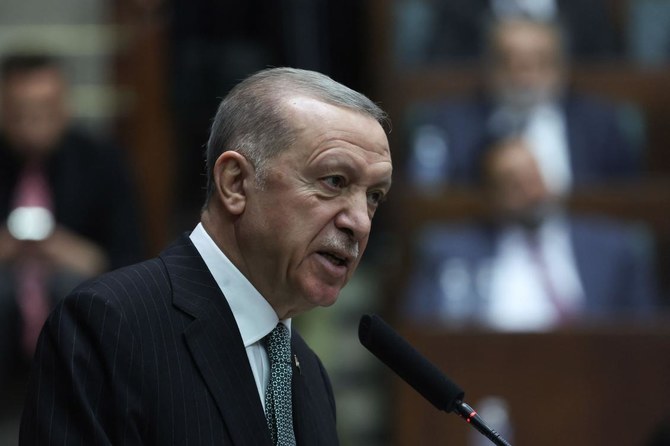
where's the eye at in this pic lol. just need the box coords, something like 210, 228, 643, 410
367, 190, 386, 206
322, 175, 346, 189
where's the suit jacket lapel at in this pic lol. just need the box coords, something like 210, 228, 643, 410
291, 345, 311, 446
290, 334, 339, 446
160, 235, 273, 446
562, 95, 587, 179
568, 221, 600, 312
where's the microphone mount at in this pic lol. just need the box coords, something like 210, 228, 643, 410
358, 314, 513, 446
454, 400, 512, 446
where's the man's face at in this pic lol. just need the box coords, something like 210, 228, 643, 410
237, 97, 392, 318
488, 20, 565, 109
0, 67, 69, 157
486, 139, 552, 226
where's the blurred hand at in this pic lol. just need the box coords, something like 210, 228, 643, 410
0, 225, 22, 263
2, 223, 108, 277
38, 226, 109, 277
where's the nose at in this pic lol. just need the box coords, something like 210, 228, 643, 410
334, 193, 371, 242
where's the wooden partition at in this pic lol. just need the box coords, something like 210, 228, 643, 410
113, 1, 174, 256
390, 181, 670, 237
392, 322, 670, 446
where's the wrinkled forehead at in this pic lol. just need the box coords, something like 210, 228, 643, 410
284, 96, 390, 155
281, 94, 380, 125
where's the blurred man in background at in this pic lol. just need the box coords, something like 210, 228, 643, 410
404, 136, 657, 330
0, 53, 143, 388
394, 0, 622, 65
406, 16, 639, 192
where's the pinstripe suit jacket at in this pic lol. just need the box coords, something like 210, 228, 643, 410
19, 235, 340, 445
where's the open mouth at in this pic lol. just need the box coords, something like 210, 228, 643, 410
318, 251, 347, 267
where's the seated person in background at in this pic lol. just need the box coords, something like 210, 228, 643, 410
395, 0, 622, 65
406, 15, 640, 193
0, 52, 143, 382
403, 136, 658, 331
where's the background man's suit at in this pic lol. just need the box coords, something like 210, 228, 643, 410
19, 235, 339, 445
404, 216, 657, 323
0, 128, 143, 391
0, 129, 143, 270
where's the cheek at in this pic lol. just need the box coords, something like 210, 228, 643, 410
265, 208, 324, 264
291, 200, 338, 235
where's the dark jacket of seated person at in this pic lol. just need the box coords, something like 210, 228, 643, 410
0, 53, 143, 375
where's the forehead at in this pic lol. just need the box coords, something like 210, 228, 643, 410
2, 68, 65, 100
489, 143, 538, 178
495, 21, 559, 56
281, 96, 391, 164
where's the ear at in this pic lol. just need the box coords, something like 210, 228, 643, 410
212, 151, 253, 215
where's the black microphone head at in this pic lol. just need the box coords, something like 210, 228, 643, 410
358, 314, 464, 413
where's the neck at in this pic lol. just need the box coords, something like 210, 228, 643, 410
200, 208, 298, 320
200, 207, 237, 261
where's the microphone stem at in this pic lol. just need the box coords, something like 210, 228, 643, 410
454, 401, 513, 446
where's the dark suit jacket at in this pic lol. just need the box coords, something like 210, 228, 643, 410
19, 235, 339, 445
404, 216, 658, 323
404, 92, 639, 186
418, 0, 622, 63
0, 128, 143, 269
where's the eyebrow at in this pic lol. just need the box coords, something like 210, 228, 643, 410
314, 152, 392, 186
374, 177, 393, 191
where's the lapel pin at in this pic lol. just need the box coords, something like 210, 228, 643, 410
293, 354, 301, 375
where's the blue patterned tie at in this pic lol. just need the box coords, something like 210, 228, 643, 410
265, 323, 296, 446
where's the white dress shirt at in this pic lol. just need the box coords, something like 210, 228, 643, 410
189, 223, 291, 410
486, 217, 585, 331
523, 103, 573, 196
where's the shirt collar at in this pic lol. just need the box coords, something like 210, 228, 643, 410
189, 222, 291, 347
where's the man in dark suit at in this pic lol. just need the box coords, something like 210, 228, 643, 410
396, 0, 622, 64
404, 137, 656, 330
0, 53, 142, 390
20, 67, 393, 445
406, 16, 638, 192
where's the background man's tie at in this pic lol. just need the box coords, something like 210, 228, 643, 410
264, 323, 296, 446
12, 163, 53, 357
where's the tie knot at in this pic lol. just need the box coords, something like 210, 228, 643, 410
266, 323, 291, 364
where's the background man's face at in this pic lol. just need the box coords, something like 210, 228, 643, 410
236, 97, 392, 317
1, 67, 69, 157
486, 138, 553, 226
488, 20, 565, 108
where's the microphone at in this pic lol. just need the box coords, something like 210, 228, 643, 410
358, 314, 512, 446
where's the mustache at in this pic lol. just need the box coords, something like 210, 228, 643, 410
322, 234, 359, 259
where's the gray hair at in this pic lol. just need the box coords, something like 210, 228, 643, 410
204, 67, 389, 204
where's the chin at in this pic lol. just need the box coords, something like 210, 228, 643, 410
313, 291, 340, 308
301, 283, 342, 309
